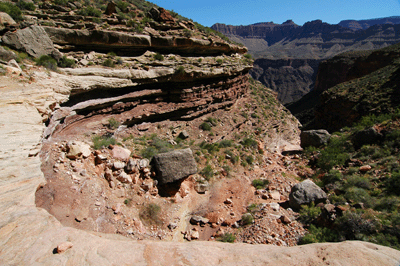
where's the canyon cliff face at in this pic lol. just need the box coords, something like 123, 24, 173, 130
289, 42, 400, 132
251, 59, 321, 104
212, 19, 400, 60
212, 17, 400, 104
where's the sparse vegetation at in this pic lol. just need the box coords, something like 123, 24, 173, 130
92, 135, 116, 150
35, 55, 57, 71
218, 232, 236, 243
140, 203, 162, 225
251, 179, 269, 190
108, 118, 120, 129
0, 2, 23, 21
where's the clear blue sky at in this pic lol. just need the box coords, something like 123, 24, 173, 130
150, 0, 400, 27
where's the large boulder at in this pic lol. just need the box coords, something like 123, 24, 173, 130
352, 127, 382, 149
0, 46, 17, 61
300, 129, 331, 148
151, 148, 197, 184
289, 179, 327, 210
0, 12, 16, 29
1, 25, 59, 58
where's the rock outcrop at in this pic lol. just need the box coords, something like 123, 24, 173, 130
300, 130, 331, 148
289, 180, 327, 210
152, 148, 197, 184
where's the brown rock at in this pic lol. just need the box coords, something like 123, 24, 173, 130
158, 8, 175, 24
56, 242, 73, 253
359, 165, 372, 172
105, 2, 116, 15
111, 146, 131, 161
279, 215, 291, 224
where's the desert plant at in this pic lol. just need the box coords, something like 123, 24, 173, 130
78, 6, 102, 17
200, 164, 214, 180
58, 56, 76, 68
140, 203, 162, 225
175, 66, 185, 74
218, 232, 236, 243
251, 179, 269, 190
199, 122, 212, 131
298, 203, 322, 225
92, 135, 116, 150
108, 117, 120, 129
153, 53, 164, 61
17, 0, 35, 11
0, 2, 22, 21
36, 55, 57, 71
102, 58, 115, 67
241, 213, 254, 225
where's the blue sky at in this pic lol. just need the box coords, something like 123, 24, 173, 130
150, 0, 400, 27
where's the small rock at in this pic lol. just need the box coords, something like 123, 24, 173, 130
224, 198, 233, 204
168, 223, 178, 230
113, 161, 125, 170
125, 158, 138, 173
178, 130, 189, 139
112, 203, 122, 214
190, 229, 199, 240
279, 215, 291, 224
56, 242, 73, 253
194, 181, 209, 194
270, 203, 280, 211
269, 191, 281, 201
190, 216, 209, 225
117, 172, 132, 183
359, 165, 372, 172
112, 146, 131, 161
139, 159, 150, 169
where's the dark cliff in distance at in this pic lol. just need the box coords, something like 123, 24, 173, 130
251, 59, 320, 104
212, 17, 400, 104
212, 19, 400, 60
339, 16, 400, 30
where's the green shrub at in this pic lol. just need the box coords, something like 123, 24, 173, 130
245, 155, 254, 165
141, 137, 173, 159
298, 203, 322, 225
216, 58, 223, 64
103, 58, 115, 67
116, 0, 129, 12
36, 55, 57, 71
241, 137, 258, 149
218, 139, 233, 148
108, 117, 120, 129
140, 203, 162, 225
153, 53, 164, 61
92, 135, 116, 150
299, 224, 338, 245
0, 2, 22, 21
218, 232, 236, 243
251, 179, 269, 189
335, 211, 378, 240
58, 56, 76, 68
175, 66, 185, 74
200, 165, 214, 180
344, 187, 373, 207
17, 1, 35, 11
244, 53, 252, 59
241, 213, 254, 225
200, 122, 212, 131
386, 171, 400, 195
78, 6, 102, 17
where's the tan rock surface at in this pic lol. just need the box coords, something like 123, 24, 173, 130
0, 75, 400, 265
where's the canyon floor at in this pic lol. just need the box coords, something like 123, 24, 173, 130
0, 66, 400, 265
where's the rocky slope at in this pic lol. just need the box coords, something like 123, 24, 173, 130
0, 1, 400, 264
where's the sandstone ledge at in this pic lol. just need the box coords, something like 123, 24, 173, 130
0, 77, 400, 265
